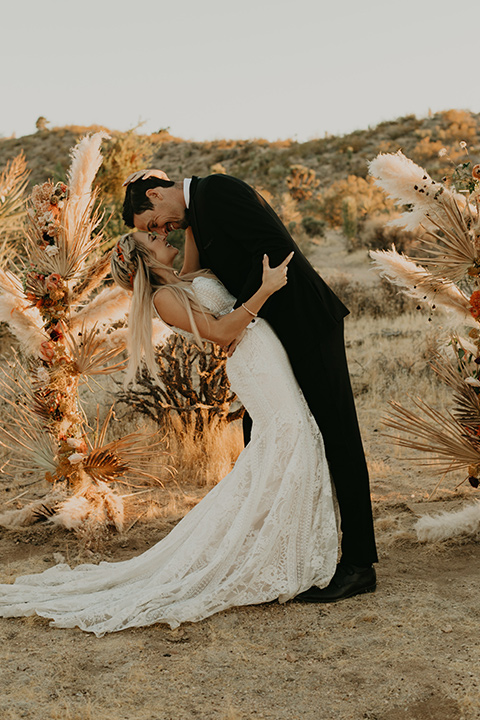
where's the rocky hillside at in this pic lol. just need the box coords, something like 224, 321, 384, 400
1, 109, 479, 194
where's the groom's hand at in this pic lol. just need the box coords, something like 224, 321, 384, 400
122, 169, 170, 186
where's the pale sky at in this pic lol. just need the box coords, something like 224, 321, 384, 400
2, 0, 479, 142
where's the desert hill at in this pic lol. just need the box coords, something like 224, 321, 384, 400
1, 109, 478, 192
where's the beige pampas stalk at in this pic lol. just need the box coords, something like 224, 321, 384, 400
0, 268, 24, 298
368, 151, 462, 231
0, 492, 65, 528
50, 495, 91, 530
51, 480, 124, 532
415, 501, 480, 542
66, 131, 110, 224
70, 285, 130, 331
369, 247, 475, 325
100, 327, 129, 351
0, 294, 46, 352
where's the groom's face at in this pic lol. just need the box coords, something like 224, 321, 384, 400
133, 187, 188, 238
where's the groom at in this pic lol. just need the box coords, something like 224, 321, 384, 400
122, 170, 378, 602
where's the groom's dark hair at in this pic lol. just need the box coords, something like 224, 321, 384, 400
122, 177, 175, 228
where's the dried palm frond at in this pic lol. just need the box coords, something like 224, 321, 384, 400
84, 406, 171, 485
429, 348, 480, 430
0, 421, 57, 475
369, 247, 475, 324
406, 197, 478, 283
383, 397, 480, 472
83, 447, 129, 481
0, 152, 30, 237
0, 359, 58, 473
64, 323, 126, 377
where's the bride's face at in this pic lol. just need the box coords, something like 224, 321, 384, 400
134, 231, 179, 267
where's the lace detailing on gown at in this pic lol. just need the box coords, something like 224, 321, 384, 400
152, 276, 237, 343
0, 278, 338, 635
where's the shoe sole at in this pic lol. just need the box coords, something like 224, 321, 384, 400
297, 583, 377, 604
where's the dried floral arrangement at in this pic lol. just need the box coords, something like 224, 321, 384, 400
0, 133, 169, 537
369, 147, 480, 492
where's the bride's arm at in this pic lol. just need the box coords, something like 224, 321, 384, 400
179, 227, 201, 275
154, 253, 293, 346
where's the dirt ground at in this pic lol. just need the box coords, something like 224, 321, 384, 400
1, 233, 479, 720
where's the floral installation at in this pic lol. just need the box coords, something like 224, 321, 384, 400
0, 133, 170, 538
369, 145, 480, 497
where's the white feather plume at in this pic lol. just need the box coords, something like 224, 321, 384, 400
415, 501, 480, 541
368, 151, 463, 231
0, 294, 46, 352
70, 285, 130, 331
51, 479, 124, 532
369, 247, 475, 325
67, 132, 110, 207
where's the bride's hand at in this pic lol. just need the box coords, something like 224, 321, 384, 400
261, 252, 294, 295
122, 169, 170, 187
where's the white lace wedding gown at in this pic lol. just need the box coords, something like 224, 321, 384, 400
0, 277, 338, 636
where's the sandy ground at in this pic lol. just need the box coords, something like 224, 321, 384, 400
1, 233, 480, 720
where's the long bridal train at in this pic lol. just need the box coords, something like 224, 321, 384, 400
0, 278, 338, 636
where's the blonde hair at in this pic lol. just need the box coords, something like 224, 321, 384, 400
111, 233, 214, 384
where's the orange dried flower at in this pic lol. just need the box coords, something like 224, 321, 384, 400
472, 164, 480, 180
470, 290, 480, 319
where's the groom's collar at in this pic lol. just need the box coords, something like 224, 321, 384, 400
183, 178, 192, 208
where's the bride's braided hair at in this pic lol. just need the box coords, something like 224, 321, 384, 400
111, 233, 214, 384
111, 233, 140, 290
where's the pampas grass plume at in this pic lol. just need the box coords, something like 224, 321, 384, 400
67, 132, 110, 211
415, 501, 480, 541
369, 247, 475, 325
71, 285, 130, 331
51, 495, 91, 530
369, 151, 461, 231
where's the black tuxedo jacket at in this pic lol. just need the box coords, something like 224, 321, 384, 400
188, 174, 377, 566
188, 173, 348, 327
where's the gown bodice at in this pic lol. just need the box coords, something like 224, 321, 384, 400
190, 276, 236, 317
153, 277, 237, 343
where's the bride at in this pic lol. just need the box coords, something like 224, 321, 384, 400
0, 229, 338, 636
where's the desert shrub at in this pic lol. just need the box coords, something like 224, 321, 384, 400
328, 274, 417, 318
354, 214, 418, 254
210, 162, 227, 174
440, 109, 477, 142
286, 164, 319, 201
115, 334, 244, 433
412, 136, 446, 161
341, 196, 358, 247
319, 175, 394, 228
96, 130, 154, 239
301, 215, 325, 237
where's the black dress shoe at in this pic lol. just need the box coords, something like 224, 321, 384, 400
294, 563, 376, 603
